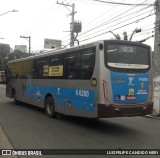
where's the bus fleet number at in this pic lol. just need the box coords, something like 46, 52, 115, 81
76, 90, 89, 97
121, 46, 134, 53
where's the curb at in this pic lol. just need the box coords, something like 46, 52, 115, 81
145, 114, 160, 120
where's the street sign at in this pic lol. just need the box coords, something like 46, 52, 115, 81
44, 38, 61, 49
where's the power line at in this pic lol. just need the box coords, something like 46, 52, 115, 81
14, 2, 60, 47
62, 0, 145, 44
62, 13, 154, 46
24, 2, 58, 36
53, 0, 153, 46
77, 0, 128, 28
77, 0, 144, 33
17, 1, 68, 50
25, 0, 73, 37
87, 0, 154, 6
79, 13, 154, 42
78, 7, 154, 40
62, 0, 153, 45
61, 0, 128, 43
78, 1, 153, 37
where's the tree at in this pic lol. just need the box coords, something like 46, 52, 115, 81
0, 44, 10, 71
109, 28, 141, 41
0, 50, 31, 71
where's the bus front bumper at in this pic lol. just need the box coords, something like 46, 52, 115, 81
98, 102, 153, 118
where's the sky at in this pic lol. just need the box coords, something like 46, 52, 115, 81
0, 0, 156, 53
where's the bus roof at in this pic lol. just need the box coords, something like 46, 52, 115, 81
8, 39, 150, 64
8, 40, 99, 64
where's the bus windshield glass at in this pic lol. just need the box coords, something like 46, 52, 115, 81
105, 44, 150, 70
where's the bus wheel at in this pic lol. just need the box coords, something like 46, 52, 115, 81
45, 96, 56, 118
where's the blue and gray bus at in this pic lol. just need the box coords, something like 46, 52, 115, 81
6, 40, 153, 118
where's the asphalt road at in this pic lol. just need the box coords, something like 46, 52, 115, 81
0, 84, 160, 158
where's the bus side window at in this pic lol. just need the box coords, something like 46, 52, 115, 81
81, 47, 95, 79
42, 57, 49, 79
64, 53, 81, 79
12, 63, 20, 78
49, 54, 64, 79
64, 53, 76, 79
73, 53, 82, 79
32, 59, 41, 79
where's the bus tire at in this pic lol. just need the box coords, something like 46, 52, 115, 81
45, 96, 56, 118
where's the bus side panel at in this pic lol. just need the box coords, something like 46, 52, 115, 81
21, 80, 97, 118
6, 79, 14, 98
6, 79, 22, 100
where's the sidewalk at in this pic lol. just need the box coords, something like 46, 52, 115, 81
0, 126, 18, 158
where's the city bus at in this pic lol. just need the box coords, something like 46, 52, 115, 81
6, 40, 153, 118
0, 71, 6, 83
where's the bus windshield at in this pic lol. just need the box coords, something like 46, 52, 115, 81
104, 44, 150, 70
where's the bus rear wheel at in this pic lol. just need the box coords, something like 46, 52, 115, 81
45, 96, 56, 118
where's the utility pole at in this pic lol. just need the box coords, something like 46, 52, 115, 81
71, 3, 75, 47
20, 36, 31, 55
153, 0, 160, 115
154, 0, 160, 77
57, 1, 77, 47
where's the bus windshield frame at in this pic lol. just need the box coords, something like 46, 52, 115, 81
104, 41, 151, 73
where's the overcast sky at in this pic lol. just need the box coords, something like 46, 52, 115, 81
0, 0, 155, 52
